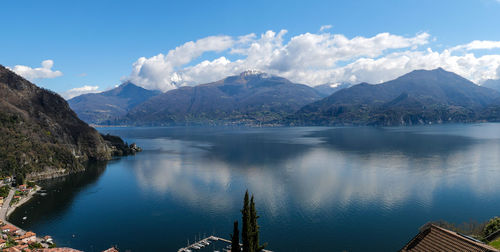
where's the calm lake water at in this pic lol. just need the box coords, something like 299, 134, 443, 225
9, 124, 500, 251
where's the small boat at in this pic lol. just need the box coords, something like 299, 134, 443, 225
22, 216, 27, 220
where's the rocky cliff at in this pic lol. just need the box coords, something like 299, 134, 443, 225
0, 65, 132, 180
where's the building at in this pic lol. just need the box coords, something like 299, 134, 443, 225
36, 248, 83, 252
1, 224, 19, 234
4, 247, 22, 252
400, 223, 500, 252
0, 238, 6, 248
43, 235, 54, 244
18, 185, 27, 190
0, 197, 3, 205
15, 231, 37, 244
102, 247, 119, 252
12, 244, 29, 251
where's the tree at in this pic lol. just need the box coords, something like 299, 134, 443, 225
240, 191, 267, 252
230, 221, 241, 252
15, 173, 24, 186
250, 195, 266, 252
484, 217, 500, 238
241, 190, 251, 252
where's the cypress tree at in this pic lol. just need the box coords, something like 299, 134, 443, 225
241, 190, 251, 252
250, 195, 266, 252
230, 220, 240, 252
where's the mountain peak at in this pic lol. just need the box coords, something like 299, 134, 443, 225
68, 81, 161, 124
119, 81, 136, 87
398, 67, 466, 83
239, 69, 269, 78
432, 67, 446, 72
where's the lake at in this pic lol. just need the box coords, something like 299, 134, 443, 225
9, 124, 500, 251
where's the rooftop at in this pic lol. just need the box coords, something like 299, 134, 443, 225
2, 224, 18, 231
401, 223, 500, 252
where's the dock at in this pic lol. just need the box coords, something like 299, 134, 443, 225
177, 235, 272, 252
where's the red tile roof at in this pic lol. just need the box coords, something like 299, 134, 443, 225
1, 224, 18, 231
15, 231, 36, 241
401, 223, 500, 252
34, 249, 83, 252
4, 247, 22, 252
102, 248, 119, 252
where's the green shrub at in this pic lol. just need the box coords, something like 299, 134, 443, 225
484, 217, 500, 237
0, 186, 10, 198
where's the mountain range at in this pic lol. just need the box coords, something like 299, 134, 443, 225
123, 71, 323, 126
293, 68, 500, 125
68, 82, 161, 124
313, 82, 352, 96
68, 68, 500, 127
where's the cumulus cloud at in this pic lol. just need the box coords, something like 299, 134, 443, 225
62, 85, 100, 99
126, 35, 234, 91
9, 60, 63, 81
125, 30, 500, 91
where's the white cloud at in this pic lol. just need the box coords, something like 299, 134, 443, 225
126, 35, 235, 91
8, 60, 63, 81
451, 40, 500, 51
125, 30, 500, 91
62, 85, 100, 99
319, 24, 332, 32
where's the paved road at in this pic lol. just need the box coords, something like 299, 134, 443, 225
0, 188, 15, 221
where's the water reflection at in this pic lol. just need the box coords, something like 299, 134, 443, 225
10, 162, 108, 229
128, 126, 500, 215
10, 125, 500, 251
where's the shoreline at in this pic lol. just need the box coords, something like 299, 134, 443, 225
6, 185, 41, 219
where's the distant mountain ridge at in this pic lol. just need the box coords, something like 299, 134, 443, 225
68, 68, 500, 127
314, 82, 352, 97
68, 82, 161, 124
293, 68, 500, 126
482, 79, 500, 92
120, 70, 323, 126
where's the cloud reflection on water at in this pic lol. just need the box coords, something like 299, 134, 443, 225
129, 126, 500, 218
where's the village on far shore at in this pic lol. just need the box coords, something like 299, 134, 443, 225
0, 176, 118, 252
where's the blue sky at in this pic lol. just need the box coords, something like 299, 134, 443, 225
2, 0, 500, 98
